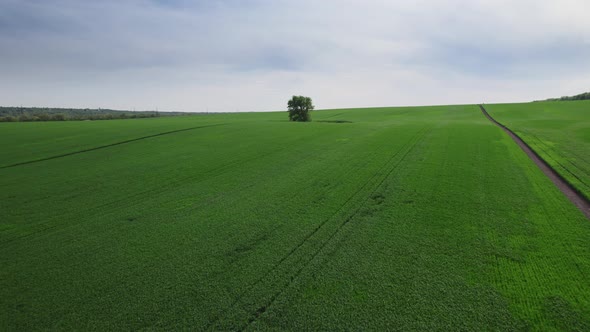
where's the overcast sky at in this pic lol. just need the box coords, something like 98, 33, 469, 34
1, 0, 589, 112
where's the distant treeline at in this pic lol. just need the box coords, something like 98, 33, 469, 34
0, 107, 192, 122
542, 92, 590, 102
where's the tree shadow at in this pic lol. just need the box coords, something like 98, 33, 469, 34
316, 120, 353, 123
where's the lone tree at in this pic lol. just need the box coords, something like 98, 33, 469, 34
288, 95, 314, 122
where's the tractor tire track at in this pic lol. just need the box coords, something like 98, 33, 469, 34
205, 125, 431, 330
523, 128, 590, 169
239, 125, 432, 331
480, 105, 590, 219
0, 123, 226, 169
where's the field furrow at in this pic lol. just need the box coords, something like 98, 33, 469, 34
0, 123, 227, 169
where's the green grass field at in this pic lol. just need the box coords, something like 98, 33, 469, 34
486, 100, 590, 200
1, 105, 589, 330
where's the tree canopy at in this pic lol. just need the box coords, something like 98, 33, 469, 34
541, 91, 590, 102
288, 96, 314, 122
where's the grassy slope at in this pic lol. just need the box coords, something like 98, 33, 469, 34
1, 106, 589, 331
486, 100, 590, 200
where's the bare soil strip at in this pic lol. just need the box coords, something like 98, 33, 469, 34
0, 123, 225, 169
480, 105, 590, 219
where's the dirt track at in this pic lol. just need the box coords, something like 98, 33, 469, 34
480, 105, 590, 220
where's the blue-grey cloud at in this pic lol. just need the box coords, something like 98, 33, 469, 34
0, 0, 589, 111
408, 37, 590, 79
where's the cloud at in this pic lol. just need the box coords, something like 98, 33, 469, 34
0, 0, 589, 111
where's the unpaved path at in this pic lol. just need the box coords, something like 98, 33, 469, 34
480, 105, 590, 220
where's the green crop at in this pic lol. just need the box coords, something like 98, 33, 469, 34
1, 105, 589, 330
486, 100, 590, 201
